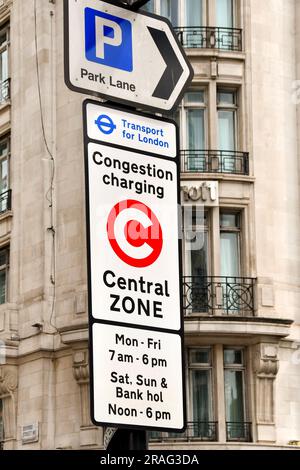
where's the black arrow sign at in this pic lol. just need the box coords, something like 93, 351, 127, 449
148, 27, 184, 101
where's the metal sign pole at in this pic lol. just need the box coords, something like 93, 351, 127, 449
102, 4, 149, 449
107, 428, 148, 451
101, 2, 150, 450
116, 0, 151, 11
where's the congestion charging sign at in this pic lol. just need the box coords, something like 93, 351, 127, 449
84, 100, 185, 431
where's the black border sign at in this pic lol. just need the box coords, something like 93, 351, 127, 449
83, 99, 186, 432
64, 0, 193, 114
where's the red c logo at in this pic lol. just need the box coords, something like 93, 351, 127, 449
107, 200, 163, 268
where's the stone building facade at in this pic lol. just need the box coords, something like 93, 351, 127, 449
0, 0, 299, 450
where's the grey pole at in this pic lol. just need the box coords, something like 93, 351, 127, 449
107, 428, 148, 451
105, 0, 151, 451
115, 0, 151, 11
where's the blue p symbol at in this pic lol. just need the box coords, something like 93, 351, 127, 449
95, 115, 116, 135
85, 8, 133, 72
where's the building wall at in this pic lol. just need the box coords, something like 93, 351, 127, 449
0, 0, 299, 450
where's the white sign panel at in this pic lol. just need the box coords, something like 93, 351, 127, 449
84, 100, 185, 431
86, 102, 177, 157
84, 102, 181, 331
65, 0, 193, 113
92, 324, 184, 430
87, 142, 180, 331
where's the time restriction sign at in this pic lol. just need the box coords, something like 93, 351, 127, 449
83, 100, 185, 431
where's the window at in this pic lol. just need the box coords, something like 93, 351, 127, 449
183, 208, 254, 316
145, 1, 204, 27
179, 88, 248, 175
217, 89, 238, 153
220, 212, 240, 278
0, 23, 9, 103
149, 345, 251, 444
185, 0, 203, 28
184, 209, 209, 280
142, 0, 154, 13
216, 0, 234, 28
160, 0, 179, 26
185, 91, 206, 152
185, 209, 209, 278
0, 248, 9, 305
145, 1, 239, 28
184, 209, 210, 313
0, 136, 10, 213
179, 91, 207, 172
217, 89, 239, 171
224, 348, 249, 441
189, 348, 214, 439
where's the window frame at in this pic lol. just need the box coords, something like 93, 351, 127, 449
0, 134, 10, 193
216, 0, 235, 29
188, 347, 215, 425
178, 89, 208, 151
223, 347, 248, 434
0, 246, 9, 305
0, 21, 10, 103
144, 1, 207, 27
220, 209, 243, 278
217, 88, 239, 151
143, 1, 240, 28
183, 208, 211, 279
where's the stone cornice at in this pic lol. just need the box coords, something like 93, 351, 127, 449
184, 316, 293, 338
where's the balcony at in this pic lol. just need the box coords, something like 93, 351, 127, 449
0, 78, 10, 104
0, 190, 11, 215
181, 150, 249, 175
149, 421, 218, 443
174, 26, 243, 52
226, 422, 252, 442
183, 276, 255, 317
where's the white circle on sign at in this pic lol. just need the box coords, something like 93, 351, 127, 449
107, 200, 163, 268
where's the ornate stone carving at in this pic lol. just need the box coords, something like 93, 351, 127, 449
0, 365, 17, 447
73, 351, 91, 429
0, 366, 18, 396
254, 343, 279, 378
253, 343, 279, 428
73, 351, 89, 384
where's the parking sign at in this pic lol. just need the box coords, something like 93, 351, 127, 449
64, 0, 193, 113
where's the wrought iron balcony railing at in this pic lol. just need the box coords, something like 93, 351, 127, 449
174, 26, 243, 52
182, 150, 249, 175
183, 276, 255, 316
149, 421, 218, 442
0, 190, 11, 214
0, 78, 10, 104
226, 422, 252, 442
